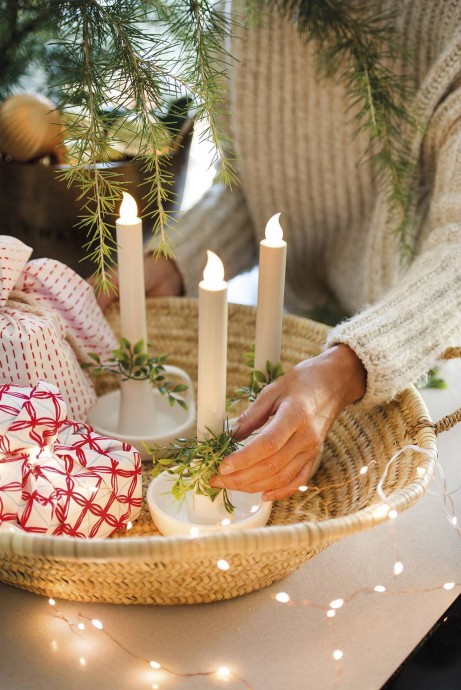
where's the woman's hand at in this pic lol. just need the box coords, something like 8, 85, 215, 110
210, 344, 367, 501
92, 254, 184, 311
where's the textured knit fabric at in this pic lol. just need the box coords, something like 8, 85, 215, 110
174, 0, 461, 406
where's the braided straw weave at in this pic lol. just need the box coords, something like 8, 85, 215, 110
0, 298, 445, 605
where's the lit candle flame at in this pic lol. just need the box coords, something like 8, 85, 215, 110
119, 192, 138, 220
203, 250, 225, 285
265, 213, 283, 246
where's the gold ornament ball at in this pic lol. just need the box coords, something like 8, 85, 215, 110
0, 93, 66, 163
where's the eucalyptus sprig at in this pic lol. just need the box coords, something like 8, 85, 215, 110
83, 338, 188, 409
228, 345, 284, 408
151, 426, 240, 514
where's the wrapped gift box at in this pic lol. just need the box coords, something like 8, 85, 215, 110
0, 235, 117, 420
0, 381, 142, 538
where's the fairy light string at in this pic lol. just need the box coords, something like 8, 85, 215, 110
39, 441, 460, 688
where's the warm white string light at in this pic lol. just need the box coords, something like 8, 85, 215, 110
38, 441, 460, 690
393, 561, 404, 576
275, 592, 290, 603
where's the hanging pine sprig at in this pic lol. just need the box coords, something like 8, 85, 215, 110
160, 0, 238, 188
246, 0, 418, 255
51, 1, 180, 290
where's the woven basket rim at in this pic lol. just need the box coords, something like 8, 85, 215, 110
0, 385, 436, 562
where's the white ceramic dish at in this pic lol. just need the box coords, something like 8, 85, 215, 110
147, 470, 273, 537
87, 371, 195, 460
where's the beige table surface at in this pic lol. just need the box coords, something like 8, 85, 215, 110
0, 361, 460, 690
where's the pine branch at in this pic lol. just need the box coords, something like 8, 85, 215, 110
246, 0, 418, 255
163, 0, 238, 187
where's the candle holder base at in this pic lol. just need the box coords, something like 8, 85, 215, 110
147, 470, 273, 537
87, 387, 195, 460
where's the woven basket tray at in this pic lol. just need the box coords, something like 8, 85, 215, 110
0, 297, 452, 605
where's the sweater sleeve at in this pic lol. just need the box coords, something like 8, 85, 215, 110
173, 180, 258, 297
326, 112, 461, 406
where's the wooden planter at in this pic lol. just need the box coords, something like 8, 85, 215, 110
0, 119, 193, 277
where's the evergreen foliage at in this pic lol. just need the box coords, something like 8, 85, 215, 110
0, 0, 417, 287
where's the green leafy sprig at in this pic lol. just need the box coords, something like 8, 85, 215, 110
151, 426, 240, 514
84, 338, 188, 409
421, 368, 448, 390
228, 346, 284, 408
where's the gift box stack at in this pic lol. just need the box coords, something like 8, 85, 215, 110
0, 236, 142, 538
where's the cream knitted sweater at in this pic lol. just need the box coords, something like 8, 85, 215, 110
174, 0, 461, 406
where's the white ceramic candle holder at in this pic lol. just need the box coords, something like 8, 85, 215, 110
147, 470, 273, 537
87, 365, 195, 459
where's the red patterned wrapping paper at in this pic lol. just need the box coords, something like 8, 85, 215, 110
0, 381, 142, 538
0, 235, 117, 420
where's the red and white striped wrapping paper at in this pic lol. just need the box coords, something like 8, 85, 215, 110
0, 381, 142, 538
0, 235, 117, 420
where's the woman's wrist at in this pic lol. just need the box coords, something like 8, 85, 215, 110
324, 344, 367, 407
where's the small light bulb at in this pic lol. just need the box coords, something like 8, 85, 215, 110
77, 623, 85, 631
217, 666, 231, 680
393, 561, 404, 575
359, 466, 368, 475
326, 609, 336, 618
452, 517, 458, 526
275, 592, 290, 603
298, 485, 308, 492
220, 518, 231, 526
150, 661, 161, 669
250, 505, 259, 513
189, 527, 200, 538
333, 650, 343, 661
443, 582, 455, 591
329, 598, 344, 609
373, 503, 389, 519
374, 585, 386, 593
416, 466, 425, 476
48, 598, 56, 606
389, 509, 398, 520
217, 559, 230, 571
79, 657, 86, 667
91, 619, 103, 630
126, 521, 133, 530
152, 685, 159, 690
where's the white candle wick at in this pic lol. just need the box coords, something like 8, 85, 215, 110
119, 191, 139, 222
264, 213, 284, 247
202, 250, 225, 288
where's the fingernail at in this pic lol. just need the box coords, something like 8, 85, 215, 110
220, 463, 234, 475
263, 492, 274, 501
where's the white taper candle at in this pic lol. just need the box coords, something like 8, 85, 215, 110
254, 213, 287, 372
115, 191, 147, 346
197, 251, 228, 440
115, 192, 155, 435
